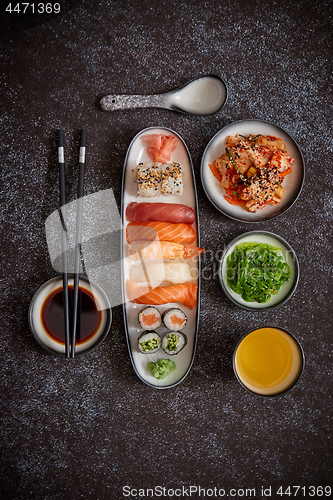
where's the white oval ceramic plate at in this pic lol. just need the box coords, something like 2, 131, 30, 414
201, 119, 305, 222
219, 231, 299, 311
121, 127, 201, 388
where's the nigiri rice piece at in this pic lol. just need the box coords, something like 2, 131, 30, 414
161, 162, 183, 196
136, 162, 162, 197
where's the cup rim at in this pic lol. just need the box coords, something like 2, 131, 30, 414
232, 325, 305, 398
28, 275, 112, 357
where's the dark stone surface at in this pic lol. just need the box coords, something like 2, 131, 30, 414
1, 0, 332, 498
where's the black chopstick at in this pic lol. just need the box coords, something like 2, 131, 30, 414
71, 130, 87, 358
57, 129, 70, 358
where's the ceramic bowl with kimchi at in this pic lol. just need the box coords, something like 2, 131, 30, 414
201, 119, 305, 223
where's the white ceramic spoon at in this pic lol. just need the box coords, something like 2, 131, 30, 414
100, 75, 228, 115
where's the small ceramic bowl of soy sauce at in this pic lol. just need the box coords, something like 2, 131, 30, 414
28, 275, 112, 357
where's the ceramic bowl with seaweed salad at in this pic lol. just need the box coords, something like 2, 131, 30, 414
219, 231, 299, 311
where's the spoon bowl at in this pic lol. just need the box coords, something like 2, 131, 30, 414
100, 75, 228, 115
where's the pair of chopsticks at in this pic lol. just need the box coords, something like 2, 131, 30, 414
57, 129, 87, 358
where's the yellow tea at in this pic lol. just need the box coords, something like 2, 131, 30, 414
234, 327, 303, 396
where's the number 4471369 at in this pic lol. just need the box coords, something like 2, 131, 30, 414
277, 485, 332, 497
5, 3, 61, 14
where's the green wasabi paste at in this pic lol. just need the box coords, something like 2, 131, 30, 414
147, 359, 176, 380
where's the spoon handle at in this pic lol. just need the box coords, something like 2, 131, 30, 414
100, 93, 170, 111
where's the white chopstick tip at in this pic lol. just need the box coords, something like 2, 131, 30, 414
58, 146, 64, 164
79, 147, 86, 164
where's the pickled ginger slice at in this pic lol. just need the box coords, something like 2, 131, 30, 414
143, 134, 178, 164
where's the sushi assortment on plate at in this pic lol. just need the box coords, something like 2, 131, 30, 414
122, 127, 202, 388
120, 123, 301, 389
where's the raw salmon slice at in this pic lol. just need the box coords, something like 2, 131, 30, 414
126, 279, 198, 310
126, 221, 196, 245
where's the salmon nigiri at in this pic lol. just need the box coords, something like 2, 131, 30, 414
126, 221, 196, 245
127, 240, 204, 261
126, 279, 198, 310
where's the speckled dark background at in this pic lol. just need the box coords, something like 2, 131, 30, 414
1, 0, 332, 499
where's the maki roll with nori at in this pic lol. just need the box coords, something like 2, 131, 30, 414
161, 331, 187, 356
162, 308, 187, 331
138, 331, 161, 354
138, 306, 162, 330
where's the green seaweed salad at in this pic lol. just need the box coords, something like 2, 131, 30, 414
226, 242, 291, 303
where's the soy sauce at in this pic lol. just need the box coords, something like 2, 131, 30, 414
41, 286, 102, 345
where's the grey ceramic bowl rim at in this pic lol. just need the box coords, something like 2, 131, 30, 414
232, 325, 305, 398
28, 275, 112, 357
200, 118, 305, 223
218, 230, 300, 312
